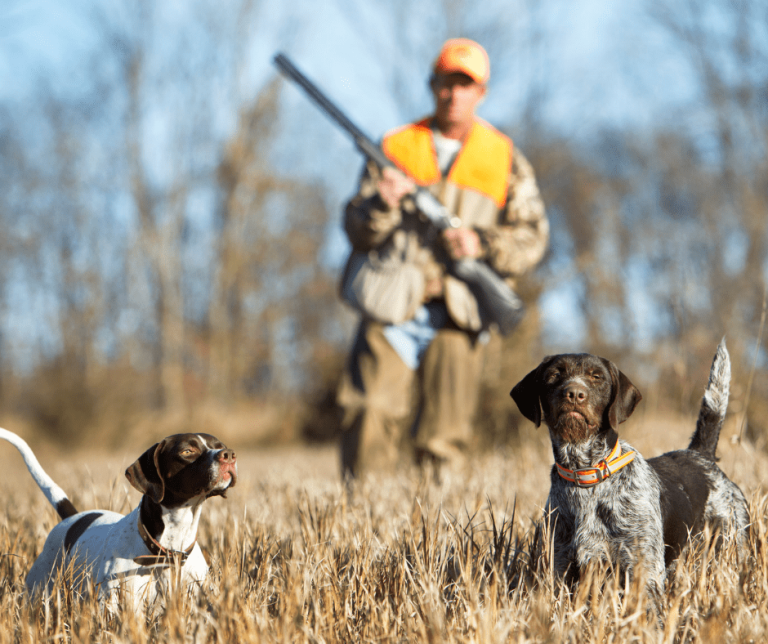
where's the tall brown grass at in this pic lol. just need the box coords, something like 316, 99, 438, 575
0, 412, 766, 643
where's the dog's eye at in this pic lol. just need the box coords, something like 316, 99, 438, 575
179, 448, 199, 456
590, 372, 603, 381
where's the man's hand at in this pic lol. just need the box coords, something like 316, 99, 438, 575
442, 227, 481, 260
377, 167, 415, 209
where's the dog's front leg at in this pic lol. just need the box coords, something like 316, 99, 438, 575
545, 501, 579, 586
638, 559, 666, 630
613, 549, 665, 630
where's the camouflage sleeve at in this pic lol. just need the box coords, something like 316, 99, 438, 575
481, 148, 549, 279
343, 160, 403, 251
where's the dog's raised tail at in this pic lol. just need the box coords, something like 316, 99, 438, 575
688, 339, 730, 460
0, 427, 78, 519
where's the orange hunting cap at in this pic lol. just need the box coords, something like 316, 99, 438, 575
433, 38, 490, 85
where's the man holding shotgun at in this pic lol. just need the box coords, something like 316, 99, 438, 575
337, 38, 549, 478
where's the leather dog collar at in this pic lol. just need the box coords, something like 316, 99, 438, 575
556, 441, 635, 488
134, 514, 196, 567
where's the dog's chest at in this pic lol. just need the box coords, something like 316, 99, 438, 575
550, 457, 663, 553
94, 514, 208, 607
569, 486, 630, 543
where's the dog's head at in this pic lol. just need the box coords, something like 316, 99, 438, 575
510, 353, 642, 443
125, 433, 237, 507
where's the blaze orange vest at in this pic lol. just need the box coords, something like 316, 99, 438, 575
382, 118, 512, 209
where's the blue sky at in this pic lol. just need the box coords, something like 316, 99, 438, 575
1, 0, 698, 128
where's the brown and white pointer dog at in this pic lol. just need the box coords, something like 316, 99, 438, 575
0, 429, 237, 610
510, 340, 749, 609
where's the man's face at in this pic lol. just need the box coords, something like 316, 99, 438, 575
431, 72, 486, 134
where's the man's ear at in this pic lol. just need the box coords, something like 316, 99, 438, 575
510, 359, 551, 428
601, 358, 643, 429
125, 440, 167, 503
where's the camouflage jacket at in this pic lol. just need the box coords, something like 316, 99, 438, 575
344, 141, 549, 331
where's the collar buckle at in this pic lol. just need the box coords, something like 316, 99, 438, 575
594, 459, 610, 482
572, 472, 593, 488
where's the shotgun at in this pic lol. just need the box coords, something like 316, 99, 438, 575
273, 52, 524, 335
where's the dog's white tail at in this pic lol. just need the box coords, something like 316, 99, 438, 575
688, 339, 730, 460
0, 427, 78, 519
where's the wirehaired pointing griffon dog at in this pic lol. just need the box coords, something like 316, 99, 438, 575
510, 340, 749, 608
0, 429, 237, 610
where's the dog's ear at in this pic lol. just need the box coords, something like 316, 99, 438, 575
510, 359, 551, 428
125, 440, 167, 503
601, 358, 642, 429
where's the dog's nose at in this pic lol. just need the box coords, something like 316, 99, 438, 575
218, 449, 236, 463
564, 384, 587, 404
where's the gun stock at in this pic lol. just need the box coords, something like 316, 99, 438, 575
273, 52, 524, 334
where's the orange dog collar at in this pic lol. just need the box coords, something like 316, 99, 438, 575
556, 441, 635, 488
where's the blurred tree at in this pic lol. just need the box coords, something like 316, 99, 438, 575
0, 111, 10, 402
639, 0, 768, 422
210, 77, 337, 400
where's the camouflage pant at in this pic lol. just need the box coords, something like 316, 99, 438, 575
337, 320, 485, 478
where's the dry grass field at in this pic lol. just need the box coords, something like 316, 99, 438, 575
1, 411, 767, 643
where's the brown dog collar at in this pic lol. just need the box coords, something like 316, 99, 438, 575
556, 441, 635, 488
134, 515, 196, 567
